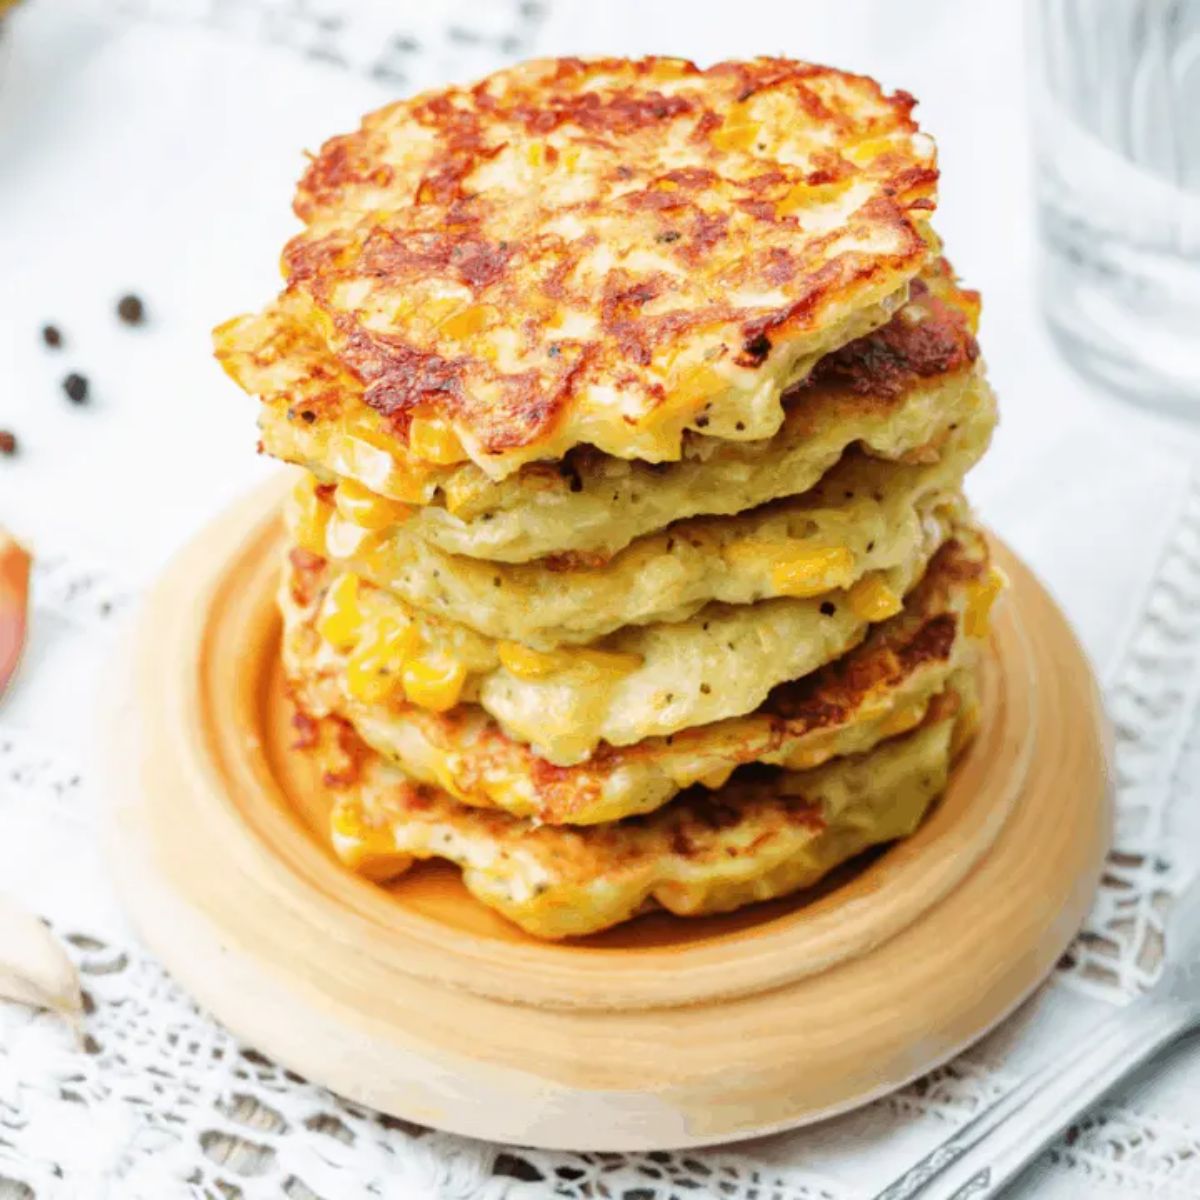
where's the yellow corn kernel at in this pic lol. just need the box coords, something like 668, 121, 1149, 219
573, 648, 645, 675
330, 800, 367, 841
769, 547, 857, 598
848, 576, 903, 623
498, 640, 644, 679
965, 567, 1006, 638
960, 290, 983, 335
402, 653, 467, 712
878, 699, 929, 738
330, 800, 412, 880
776, 181, 849, 216
330, 427, 432, 504
440, 468, 493, 517
441, 476, 473, 517
342, 414, 438, 478
290, 475, 331, 554
417, 297, 461, 326
846, 136, 899, 165
335, 479, 412, 531
439, 304, 494, 341
319, 573, 363, 650
346, 653, 393, 704
346, 618, 419, 704
649, 58, 691, 82
408, 415, 468, 465
671, 363, 727, 409
498, 640, 561, 679
331, 800, 392, 853
302, 297, 339, 344
712, 116, 759, 154
358, 537, 400, 580
526, 141, 547, 168
388, 295, 417, 324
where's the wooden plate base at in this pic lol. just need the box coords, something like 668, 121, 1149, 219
107, 477, 1111, 1151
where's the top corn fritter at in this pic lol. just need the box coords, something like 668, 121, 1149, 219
217, 57, 938, 482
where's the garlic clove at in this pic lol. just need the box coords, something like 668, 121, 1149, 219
0, 532, 31, 700
0, 894, 82, 1019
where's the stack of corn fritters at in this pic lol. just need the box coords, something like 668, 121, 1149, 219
215, 57, 1002, 939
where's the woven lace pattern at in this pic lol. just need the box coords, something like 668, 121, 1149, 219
1057, 475, 1200, 999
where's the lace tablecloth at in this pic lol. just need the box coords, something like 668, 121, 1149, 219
4, 3, 1200, 1197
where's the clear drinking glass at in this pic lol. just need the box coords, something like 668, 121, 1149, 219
1029, 0, 1200, 412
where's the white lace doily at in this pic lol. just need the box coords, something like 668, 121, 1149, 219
5, 4, 1200, 1198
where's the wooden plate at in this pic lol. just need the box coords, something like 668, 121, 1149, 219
106, 475, 1111, 1151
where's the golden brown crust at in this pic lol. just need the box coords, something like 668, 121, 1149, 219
266, 56, 939, 475
308, 691, 969, 938
800, 258, 978, 401
217, 257, 981, 563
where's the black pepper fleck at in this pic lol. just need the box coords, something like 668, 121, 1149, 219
741, 332, 771, 364
820, 601, 836, 616
117, 294, 146, 325
63, 373, 89, 404
0, 430, 16, 456
300, 410, 317, 424
41, 324, 63, 349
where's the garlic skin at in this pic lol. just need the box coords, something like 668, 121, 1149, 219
0, 532, 30, 700
0, 894, 82, 1019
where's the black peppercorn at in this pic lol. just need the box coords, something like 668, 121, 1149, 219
117, 294, 146, 325
63, 373, 89, 404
